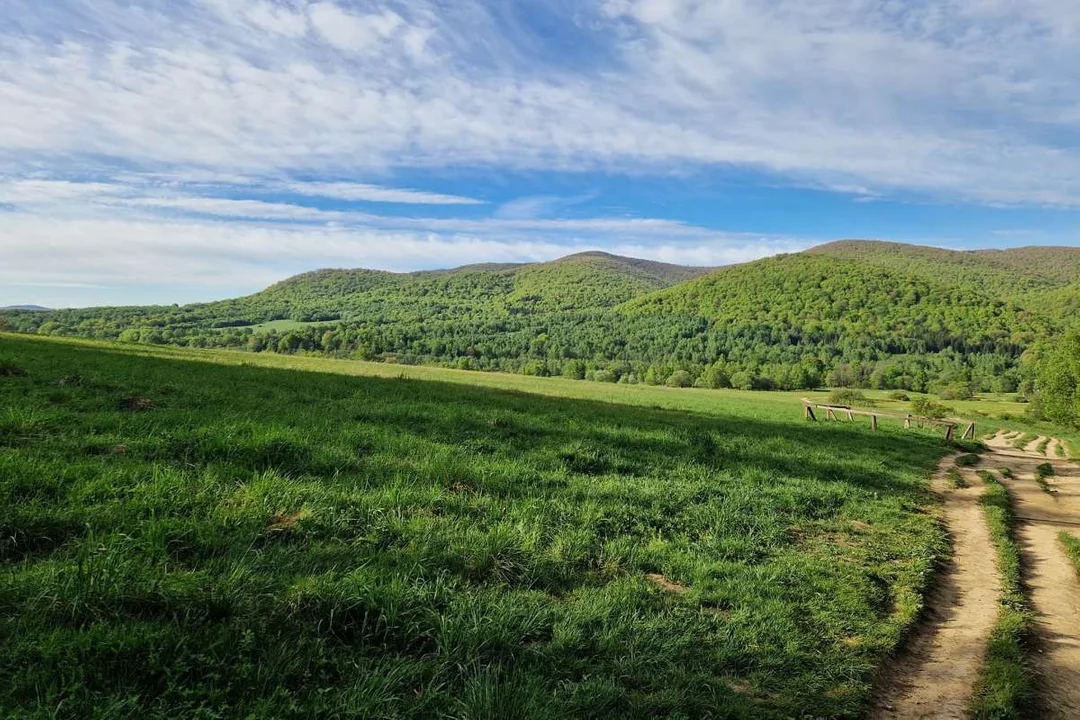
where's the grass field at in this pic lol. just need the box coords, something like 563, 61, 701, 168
0, 334, 966, 717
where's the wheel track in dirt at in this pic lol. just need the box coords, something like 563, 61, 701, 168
871, 454, 1001, 719
985, 432, 1080, 719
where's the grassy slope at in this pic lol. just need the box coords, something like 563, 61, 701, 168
17, 334, 1071, 448
17, 335, 1072, 451
1, 334, 948, 718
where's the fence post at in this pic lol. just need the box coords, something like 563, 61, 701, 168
905, 414, 911, 429
945, 424, 954, 441
871, 414, 878, 431
804, 404, 817, 421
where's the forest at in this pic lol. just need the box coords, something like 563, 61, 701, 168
3, 242, 1077, 398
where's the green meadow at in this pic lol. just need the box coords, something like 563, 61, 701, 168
1, 334, 974, 717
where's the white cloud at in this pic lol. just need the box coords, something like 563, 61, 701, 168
307, 3, 405, 53
2, 1, 1080, 205
0, 174, 811, 304
5, 0, 1080, 306
0, 211, 805, 295
285, 181, 483, 205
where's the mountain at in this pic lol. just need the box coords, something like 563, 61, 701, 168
0, 305, 50, 311
622, 250, 1053, 358
3, 242, 1077, 393
808, 239, 1080, 299
197, 251, 716, 324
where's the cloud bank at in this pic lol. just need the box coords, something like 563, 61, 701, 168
3, 0, 1080, 304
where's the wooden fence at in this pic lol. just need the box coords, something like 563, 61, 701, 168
802, 399, 975, 440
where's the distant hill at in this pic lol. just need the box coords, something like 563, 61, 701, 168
203, 251, 716, 323
3, 241, 1078, 393
808, 239, 1080, 296
1, 305, 50, 311
622, 250, 1053, 361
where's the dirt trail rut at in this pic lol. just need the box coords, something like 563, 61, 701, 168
1046, 438, 1061, 459
986, 432, 1080, 718
1024, 435, 1048, 455
872, 455, 1001, 719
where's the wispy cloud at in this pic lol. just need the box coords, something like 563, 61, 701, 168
3, 1, 1080, 204
4, 0, 1080, 305
0, 175, 810, 303
284, 181, 483, 205
494, 194, 596, 220
0, 211, 807, 294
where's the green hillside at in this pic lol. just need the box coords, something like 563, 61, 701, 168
135, 252, 711, 326
808, 240, 1080, 299
508, 252, 711, 311
2, 241, 1077, 394
622, 252, 1053, 356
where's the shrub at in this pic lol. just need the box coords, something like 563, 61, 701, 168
955, 453, 980, 467
729, 371, 754, 391
561, 360, 586, 380
911, 396, 953, 419
828, 388, 872, 407
1035, 462, 1054, 479
697, 363, 730, 389
665, 370, 693, 388
939, 385, 974, 401
521, 360, 548, 377
887, 390, 910, 401
590, 368, 617, 383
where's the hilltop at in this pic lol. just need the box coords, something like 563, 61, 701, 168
2, 241, 1077, 393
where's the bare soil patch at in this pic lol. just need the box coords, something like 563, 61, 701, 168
645, 573, 688, 594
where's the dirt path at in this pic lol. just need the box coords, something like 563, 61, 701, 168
872, 455, 1001, 719
985, 433, 1080, 718
1046, 438, 1062, 459
1024, 435, 1048, 455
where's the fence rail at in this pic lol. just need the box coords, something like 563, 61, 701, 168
802, 399, 975, 440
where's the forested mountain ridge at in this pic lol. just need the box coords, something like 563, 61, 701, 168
808, 240, 1080, 297
621, 253, 1053, 353
199, 251, 717, 324
3, 241, 1077, 393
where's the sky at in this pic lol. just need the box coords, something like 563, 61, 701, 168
2, 0, 1080, 308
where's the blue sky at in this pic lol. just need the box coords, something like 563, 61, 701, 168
2, 0, 1080, 307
